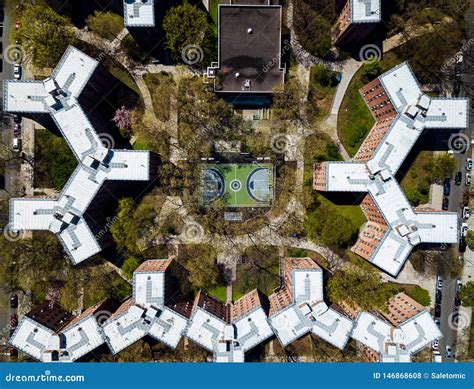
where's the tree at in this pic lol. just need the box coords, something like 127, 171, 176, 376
293, 1, 331, 58
459, 281, 474, 307
427, 154, 457, 182
110, 198, 157, 255
234, 246, 281, 296
328, 266, 399, 311
86, 11, 124, 40
121, 257, 140, 279
304, 200, 359, 248
406, 286, 431, 306
466, 230, 474, 250
362, 61, 383, 82
163, 3, 215, 66
112, 106, 132, 131
16, 3, 77, 68
179, 244, 219, 290
271, 77, 304, 123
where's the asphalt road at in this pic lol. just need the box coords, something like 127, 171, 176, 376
436, 4, 474, 361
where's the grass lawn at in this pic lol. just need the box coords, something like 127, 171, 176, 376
319, 195, 366, 228
207, 285, 227, 302
337, 70, 374, 157
210, 0, 219, 27
399, 150, 432, 206
34, 128, 76, 190
338, 52, 402, 157
307, 65, 338, 122
201, 163, 274, 207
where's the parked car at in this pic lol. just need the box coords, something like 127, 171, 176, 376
443, 178, 451, 196
10, 314, 18, 328
432, 340, 439, 350
463, 206, 470, 220
435, 304, 441, 318
467, 158, 473, 171
455, 296, 462, 307
461, 223, 469, 237
435, 290, 442, 303
10, 295, 18, 309
12, 114, 22, 124
459, 237, 467, 253
455, 171, 462, 185
442, 196, 449, 210
12, 138, 21, 152
437, 276, 443, 290
435, 318, 441, 327
8, 346, 18, 358
13, 64, 21, 79
445, 345, 452, 358
13, 124, 21, 137
457, 279, 462, 293
466, 173, 471, 186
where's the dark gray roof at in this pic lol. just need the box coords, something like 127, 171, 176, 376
216, 5, 284, 93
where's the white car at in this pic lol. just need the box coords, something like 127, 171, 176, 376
437, 277, 443, 290
12, 137, 21, 152
432, 340, 439, 350
13, 64, 21, 79
463, 206, 470, 220
466, 173, 472, 186
461, 223, 469, 237
467, 158, 473, 171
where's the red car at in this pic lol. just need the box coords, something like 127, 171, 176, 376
10, 314, 18, 329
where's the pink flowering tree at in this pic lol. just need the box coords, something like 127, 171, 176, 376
112, 106, 131, 130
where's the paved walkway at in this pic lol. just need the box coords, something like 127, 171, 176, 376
319, 59, 362, 161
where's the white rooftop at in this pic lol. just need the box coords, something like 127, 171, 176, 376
320, 62, 467, 276
352, 311, 442, 362
350, 0, 381, 23
10, 314, 105, 362
124, 0, 155, 27
5, 46, 151, 265
269, 265, 354, 350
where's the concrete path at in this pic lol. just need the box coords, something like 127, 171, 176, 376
319, 59, 362, 161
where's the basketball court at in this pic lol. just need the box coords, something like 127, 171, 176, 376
201, 163, 274, 207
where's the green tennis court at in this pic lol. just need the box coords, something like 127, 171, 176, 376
201, 163, 274, 207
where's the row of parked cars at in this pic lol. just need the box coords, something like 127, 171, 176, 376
8, 295, 18, 358
442, 158, 472, 211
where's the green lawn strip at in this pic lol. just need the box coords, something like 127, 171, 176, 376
34, 128, 77, 189
209, 0, 219, 27
399, 150, 432, 206
206, 285, 227, 302
337, 70, 374, 157
337, 52, 402, 157
318, 194, 366, 229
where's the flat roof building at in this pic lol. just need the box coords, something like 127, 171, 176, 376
123, 0, 155, 27
268, 258, 354, 350
4, 46, 151, 264
186, 290, 274, 362
334, 0, 381, 46
207, 2, 285, 95
313, 62, 468, 277
9, 259, 442, 362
